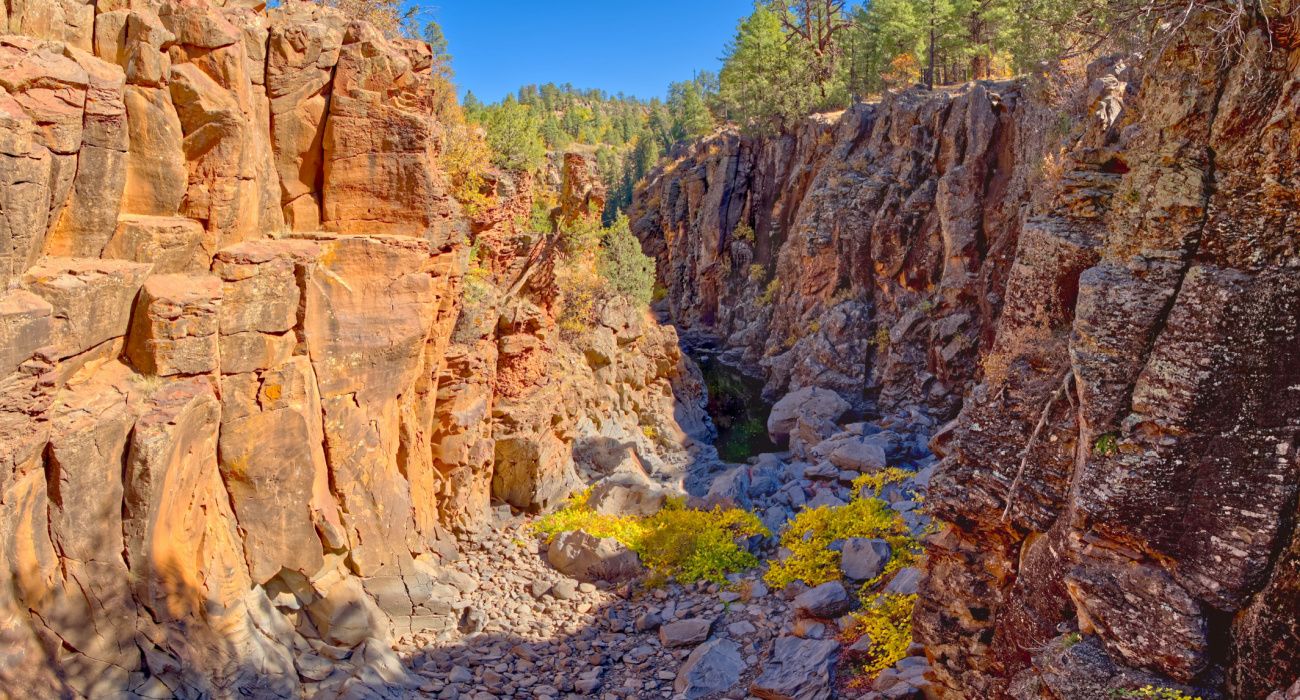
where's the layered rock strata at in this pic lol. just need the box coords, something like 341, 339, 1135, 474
0, 1, 707, 697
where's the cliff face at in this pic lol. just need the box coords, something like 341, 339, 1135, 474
629, 78, 1048, 420
0, 1, 707, 697
632, 15, 1300, 700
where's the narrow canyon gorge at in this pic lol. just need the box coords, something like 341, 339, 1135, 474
0, 1, 1298, 700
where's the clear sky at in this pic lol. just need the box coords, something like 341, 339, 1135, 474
416, 1, 756, 103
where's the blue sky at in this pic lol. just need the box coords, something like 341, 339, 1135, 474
416, 1, 755, 102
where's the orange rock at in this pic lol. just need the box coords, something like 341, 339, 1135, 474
21, 257, 151, 360
322, 22, 464, 245
218, 357, 333, 583
126, 272, 221, 376
102, 214, 213, 273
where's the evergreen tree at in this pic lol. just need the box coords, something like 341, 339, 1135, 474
475, 98, 547, 173
718, 5, 817, 132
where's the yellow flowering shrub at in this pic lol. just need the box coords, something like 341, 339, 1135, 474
534, 491, 769, 584
851, 468, 912, 497
764, 493, 917, 589
1117, 688, 1202, 700
842, 593, 916, 684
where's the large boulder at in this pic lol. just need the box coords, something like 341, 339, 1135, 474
751, 636, 840, 700
545, 530, 642, 583
837, 538, 892, 582
676, 638, 744, 699
767, 387, 850, 449
588, 470, 667, 517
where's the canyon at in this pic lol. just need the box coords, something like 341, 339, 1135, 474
0, 1, 1298, 700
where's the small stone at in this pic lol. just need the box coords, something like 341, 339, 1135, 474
552, 579, 579, 601
448, 665, 473, 684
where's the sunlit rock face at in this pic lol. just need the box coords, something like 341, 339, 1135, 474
0, 2, 715, 695
632, 21, 1300, 700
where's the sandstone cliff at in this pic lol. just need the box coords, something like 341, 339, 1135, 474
0, 1, 708, 697
631, 14, 1300, 700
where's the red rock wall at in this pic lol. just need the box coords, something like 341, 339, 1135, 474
630, 81, 1040, 419
632, 13, 1300, 700
0, 1, 475, 696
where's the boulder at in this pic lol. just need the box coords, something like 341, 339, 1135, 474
126, 273, 221, 376
767, 387, 850, 444
828, 437, 888, 472
21, 257, 150, 360
545, 530, 642, 583
675, 638, 744, 699
588, 471, 666, 517
837, 538, 892, 582
103, 215, 212, 273
794, 581, 853, 619
884, 567, 922, 595
0, 290, 53, 376
751, 636, 840, 700
493, 432, 580, 513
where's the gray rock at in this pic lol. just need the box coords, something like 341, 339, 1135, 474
546, 531, 642, 582
448, 665, 473, 684
706, 465, 753, 508
804, 462, 840, 480
838, 539, 892, 581
675, 638, 744, 699
768, 387, 849, 444
588, 471, 667, 517
660, 617, 715, 648
806, 492, 847, 509
794, 582, 852, 619
883, 567, 922, 595
828, 438, 887, 472
551, 578, 578, 600
750, 636, 839, 700
634, 611, 663, 632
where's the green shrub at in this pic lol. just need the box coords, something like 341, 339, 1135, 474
873, 327, 891, 353
757, 278, 780, 306
851, 469, 912, 498
748, 264, 766, 282
733, 222, 756, 242
534, 491, 768, 584
1094, 432, 1119, 456
473, 99, 547, 173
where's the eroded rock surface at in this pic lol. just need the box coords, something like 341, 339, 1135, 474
0, 3, 710, 697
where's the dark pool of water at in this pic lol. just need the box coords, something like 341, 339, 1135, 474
692, 352, 779, 462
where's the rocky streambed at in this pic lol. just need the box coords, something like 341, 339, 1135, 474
377, 378, 941, 700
